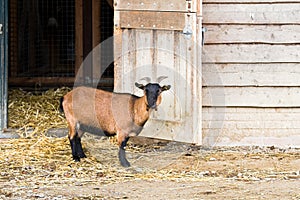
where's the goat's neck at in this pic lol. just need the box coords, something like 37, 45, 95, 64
134, 96, 150, 126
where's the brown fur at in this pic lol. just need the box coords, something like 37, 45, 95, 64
61, 84, 170, 167
62, 86, 152, 145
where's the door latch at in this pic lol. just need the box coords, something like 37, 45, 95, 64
202, 27, 207, 46
0, 24, 3, 35
183, 25, 193, 39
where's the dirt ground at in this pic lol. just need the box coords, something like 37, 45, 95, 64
0, 135, 299, 200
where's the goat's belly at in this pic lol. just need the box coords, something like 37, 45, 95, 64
116, 123, 144, 137
76, 122, 116, 137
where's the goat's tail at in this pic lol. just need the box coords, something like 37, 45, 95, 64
59, 97, 64, 113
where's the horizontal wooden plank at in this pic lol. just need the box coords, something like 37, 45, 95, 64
8, 77, 113, 88
203, 4, 300, 24
203, 87, 300, 107
204, 25, 300, 44
202, 128, 300, 147
203, 107, 300, 120
116, 11, 193, 30
203, 63, 300, 86
202, 107, 300, 147
202, 44, 300, 63
115, 0, 197, 12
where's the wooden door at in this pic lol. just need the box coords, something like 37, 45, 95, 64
114, 0, 202, 144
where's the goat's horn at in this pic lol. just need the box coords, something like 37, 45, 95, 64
157, 76, 168, 83
139, 77, 151, 83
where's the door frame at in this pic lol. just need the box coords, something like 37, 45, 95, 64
0, 0, 8, 132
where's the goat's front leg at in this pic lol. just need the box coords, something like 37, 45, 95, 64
69, 136, 79, 162
118, 136, 130, 167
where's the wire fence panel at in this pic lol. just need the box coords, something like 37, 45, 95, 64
15, 0, 75, 77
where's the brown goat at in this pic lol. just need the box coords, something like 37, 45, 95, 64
60, 82, 171, 167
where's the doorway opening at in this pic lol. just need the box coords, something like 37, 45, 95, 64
9, 0, 114, 90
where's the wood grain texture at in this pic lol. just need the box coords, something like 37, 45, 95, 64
115, 0, 197, 12
117, 11, 187, 30
202, 44, 300, 63
204, 25, 300, 44
203, 3, 300, 24
203, 86, 300, 107
114, 28, 202, 144
202, 107, 300, 147
203, 63, 300, 86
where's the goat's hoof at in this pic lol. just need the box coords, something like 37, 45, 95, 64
78, 153, 87, 158
73, 156, 80, 162
121, 160, 131, 168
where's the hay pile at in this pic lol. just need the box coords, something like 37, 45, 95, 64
8, 87, 70, 137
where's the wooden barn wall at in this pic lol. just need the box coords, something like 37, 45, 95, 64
202, 0, 300, 147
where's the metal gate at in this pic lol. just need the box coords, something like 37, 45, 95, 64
0, 0, 8, 132
114, 0, 202, 144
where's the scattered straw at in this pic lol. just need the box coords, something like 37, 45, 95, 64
8, 87, 70, 137
4, 88, 299, 190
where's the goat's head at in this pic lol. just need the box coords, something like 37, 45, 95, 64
135, 82, 171, 110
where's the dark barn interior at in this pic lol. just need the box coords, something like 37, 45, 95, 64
9, 0, 114, 90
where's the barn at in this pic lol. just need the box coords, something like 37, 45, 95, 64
0, 0, 300, 148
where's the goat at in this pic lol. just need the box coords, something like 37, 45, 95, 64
60, 82, 171, 167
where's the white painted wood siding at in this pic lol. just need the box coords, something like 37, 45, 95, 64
202, 0, 300, 147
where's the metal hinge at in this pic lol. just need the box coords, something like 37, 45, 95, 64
0, 24, 3, 35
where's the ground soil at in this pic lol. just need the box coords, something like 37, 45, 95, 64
0, 135, 299, 200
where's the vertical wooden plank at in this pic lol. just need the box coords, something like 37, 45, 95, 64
113, 24, 123, 92
9, 0, 18, 77
154, 30, 179, 121
92, 0, 101, 83
28, 0, 36, 71
75, 0, 83, 75
193, 14, 204, 145
75, 0, 83, 77
82, 0, 93, 85
134, 29, 154, 95
119, 29, 137, 93
176, 33, 195, 143
174, 32, 187, 121
113, 11, 122, 92
92, 0, 101, 47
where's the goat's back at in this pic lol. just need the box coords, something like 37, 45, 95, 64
63, 86, 139, 134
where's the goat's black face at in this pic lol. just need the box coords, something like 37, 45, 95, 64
135, 82, 171, 109
145, 83, 161, 109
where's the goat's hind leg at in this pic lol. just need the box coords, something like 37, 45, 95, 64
118, 137, 130, 167
76, 131, 86, 159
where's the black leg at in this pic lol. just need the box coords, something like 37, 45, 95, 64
69, 130, 86, 162
69, 136, 80, 162
118, 137, 130, 167
76, 137, 86, 158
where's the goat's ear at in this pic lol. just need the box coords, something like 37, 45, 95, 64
161, 85, 171, 91
135, 82, 145, 90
